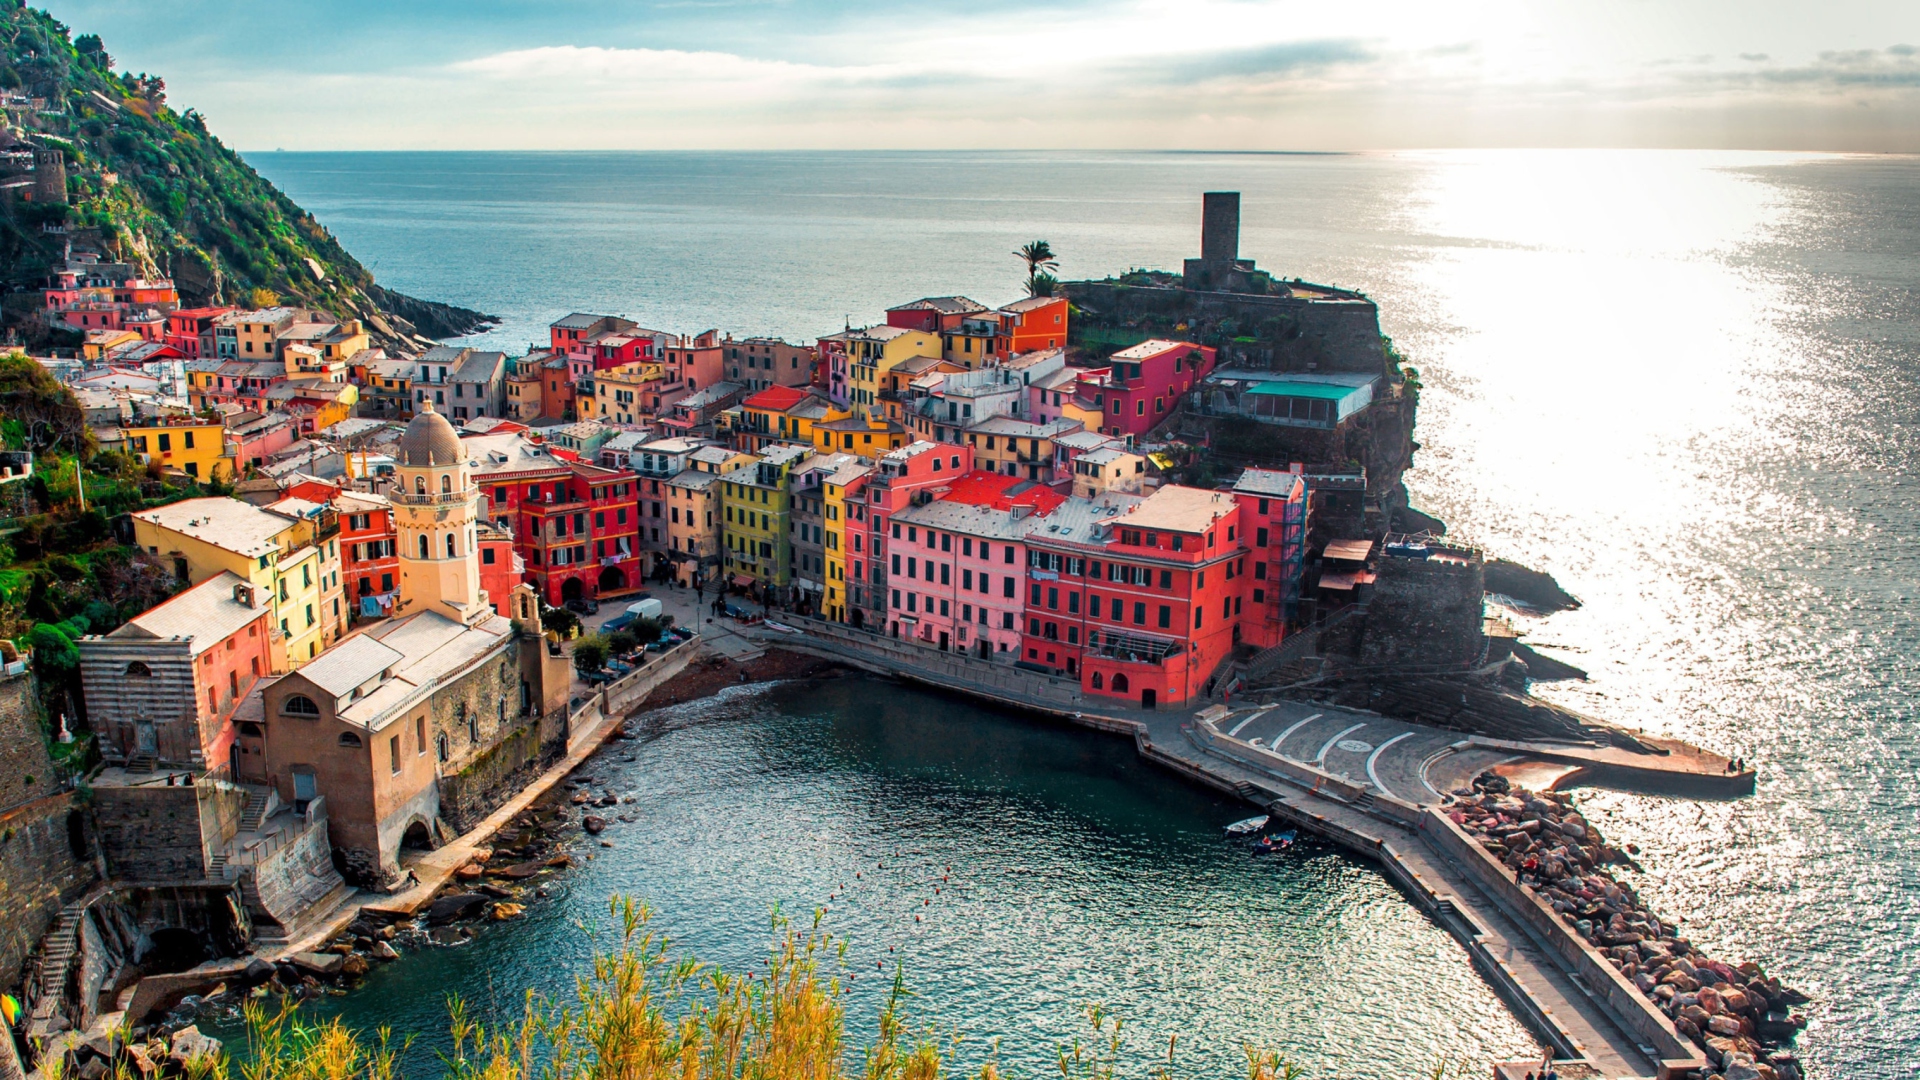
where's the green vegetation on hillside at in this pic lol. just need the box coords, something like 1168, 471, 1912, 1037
0, 2, 490, 345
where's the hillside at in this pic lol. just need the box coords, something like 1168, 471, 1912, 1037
0, 3, 491, 348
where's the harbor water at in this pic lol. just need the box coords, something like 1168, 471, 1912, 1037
248, 148, 1920, 1077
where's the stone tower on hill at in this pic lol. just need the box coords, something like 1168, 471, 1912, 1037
390, 400, 491, 626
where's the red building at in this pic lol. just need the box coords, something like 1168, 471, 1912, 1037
1230, 468, 1309, 650
886, 296, 988, 333
1075, 339, 1216, 443
996, 296, 1070, 354
1019, 485, 1246, 710
661, 330, 725, 392
166, 307, 235, 358
856, 439, 975, 632
468, 433, 643, 605
336, 491, 400, 609
477, 526, 522, 616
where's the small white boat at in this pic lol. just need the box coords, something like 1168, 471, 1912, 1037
1225, 815, 1269, 837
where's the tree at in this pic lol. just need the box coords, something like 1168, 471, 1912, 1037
247, 287, 280, 309
572, 634, 610, 680
1027, 272, 1059, 298
1015, 240, 1058, 288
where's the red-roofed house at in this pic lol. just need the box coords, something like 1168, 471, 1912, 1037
886, 469, 1064, 658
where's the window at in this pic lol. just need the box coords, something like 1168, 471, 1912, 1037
390, 735, 401, 773
442, 475, 452, 493
1158, 605, 1171, 628
282, 694, 320, 716
447, 533, 457, 558
417, 715, 427, 755
124, 661, 152, 677
438, 733, 450, 762
1133, 602, 1147, 625
419, 534, 430, 559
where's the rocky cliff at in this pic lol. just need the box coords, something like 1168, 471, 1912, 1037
0, 4, 491, 350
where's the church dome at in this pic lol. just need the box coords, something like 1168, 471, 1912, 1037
397, 402, 465, 468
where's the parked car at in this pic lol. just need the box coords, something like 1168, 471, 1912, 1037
565, 597, 599, 616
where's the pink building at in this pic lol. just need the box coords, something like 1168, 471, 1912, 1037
228, 411, 299, 472
853, 440, 974, 631
1076, 340, 1217, 443
887, 470, 1064, 658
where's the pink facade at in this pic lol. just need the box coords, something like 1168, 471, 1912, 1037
853, 440, 973, 628
1076, 340, 1217, 442
887, 470, 1063, 657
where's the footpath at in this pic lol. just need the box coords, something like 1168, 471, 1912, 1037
741, 615, 1745, 1080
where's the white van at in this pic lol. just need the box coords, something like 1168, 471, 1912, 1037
626, 598, 664, 621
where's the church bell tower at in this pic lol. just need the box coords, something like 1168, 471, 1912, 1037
391, 401, 491, 625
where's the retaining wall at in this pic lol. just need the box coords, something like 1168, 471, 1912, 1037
1188, 718, 1427, 828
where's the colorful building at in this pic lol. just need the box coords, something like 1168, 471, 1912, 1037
77, 571, 278, 773
886, 470, 1064, 657
663, 468, 723, 587
852, 440, 975, 631
1076, 340, 1217, 443
737, 385, 848, 452
131, 496, 344, 668
1229, 468, 1309, 648
469, 433, 644, 605
721, 443, 810, 590
843, 325, 942, 419
335, 491, 399, 610
820, 461, 872, 624
812, 416, 909, 459
122, 417, 233, 481
1020, 485, 1247, 709
724, 337, 815, 391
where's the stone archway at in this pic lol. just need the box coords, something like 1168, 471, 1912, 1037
401, 819, 435, 851
598, 565, 625, 593
561, 577, 584, 603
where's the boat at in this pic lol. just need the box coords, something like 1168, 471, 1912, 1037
1224, 815, 1269, 837
1251, 830, 1298, 856
1272, 829, 1297, 847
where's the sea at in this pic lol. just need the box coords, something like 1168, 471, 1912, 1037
243, 149, 1920, 1079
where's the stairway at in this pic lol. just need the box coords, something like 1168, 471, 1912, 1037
31, 893, 95, 1019
206, 852, 229, 879
125, 754, 157, 773
1242, 603, 1369, 688
238, 786, 272, 832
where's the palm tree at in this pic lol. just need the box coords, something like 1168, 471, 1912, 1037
1027, 272, 1059, 298
1015, 240, 1058, 287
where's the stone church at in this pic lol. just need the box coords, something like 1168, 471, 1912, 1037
251, 402, 572, 887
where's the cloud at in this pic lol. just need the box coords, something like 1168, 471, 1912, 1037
1147, 39, 1375, 83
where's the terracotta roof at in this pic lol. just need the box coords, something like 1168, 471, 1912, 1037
742, 385, 812, 412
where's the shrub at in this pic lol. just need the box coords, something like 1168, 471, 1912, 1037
572, 634, 610, 679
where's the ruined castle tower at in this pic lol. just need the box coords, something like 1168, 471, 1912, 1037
33, 149, 66, 204
1184, 191, 1256, 291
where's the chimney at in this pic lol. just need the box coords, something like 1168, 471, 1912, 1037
234, 582, 254, 607
1201, 192, 1240, 263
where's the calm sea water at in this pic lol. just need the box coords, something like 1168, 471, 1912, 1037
248, 149, 1920, 1078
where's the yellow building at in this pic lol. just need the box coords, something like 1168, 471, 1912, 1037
720, 443, 810, 588
820, 462, 871, 623
593, 363, 664, 426
690, 444, 755, 475
844, 325, 940, 420
131, 496, 346, 667
123, 419, 234, 482
83, 328, 142, 361
812, 416, 909, 459
664, 469, 722, 587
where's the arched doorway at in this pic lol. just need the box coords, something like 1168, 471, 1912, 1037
144, 928, 209, 975
598, 566, 625, 593
561, 577, 584, 603
1111, 672, 1129, 694
401, 819, 434, 851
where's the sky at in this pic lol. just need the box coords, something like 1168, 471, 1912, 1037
39, 0, 1920, 151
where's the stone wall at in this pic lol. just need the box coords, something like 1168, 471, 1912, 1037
1064, 281, 1389, 377
435, 636, 570, 833
1356, 552, 1487, 668
91, 784, 213, 882
0, 670, 97, 996
245, 803, 344, 935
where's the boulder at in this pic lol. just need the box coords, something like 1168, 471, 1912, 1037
124, 1044, 158, 1078
455, 863, 484, 881
427, 892, 490, 925
341, 955, 371, 977
582, 815, 607, 835
288, 951, 344, 976
477, 883, 516, 899
167, 1026, 222, 1067
371, 940, 400, 961
498, 861, 545, 879
570, 792, 591, 805
78, 1058, 108, 1080
488, 902, 525, 921
429, 926, 465, 946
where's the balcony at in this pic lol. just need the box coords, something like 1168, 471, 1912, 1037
391, 489, 472, 507
1087, 629, 1183, 665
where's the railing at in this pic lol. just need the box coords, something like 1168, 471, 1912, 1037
391, 489, 473, 507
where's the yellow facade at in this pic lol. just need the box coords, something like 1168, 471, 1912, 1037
821, 466, 870, 623
594, 363, 663, 426
131, 498, 342, 669
845, 328, 940, 419
123, 421, 234, 482
811, 418, 908, 459
741, 398, 849, 451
